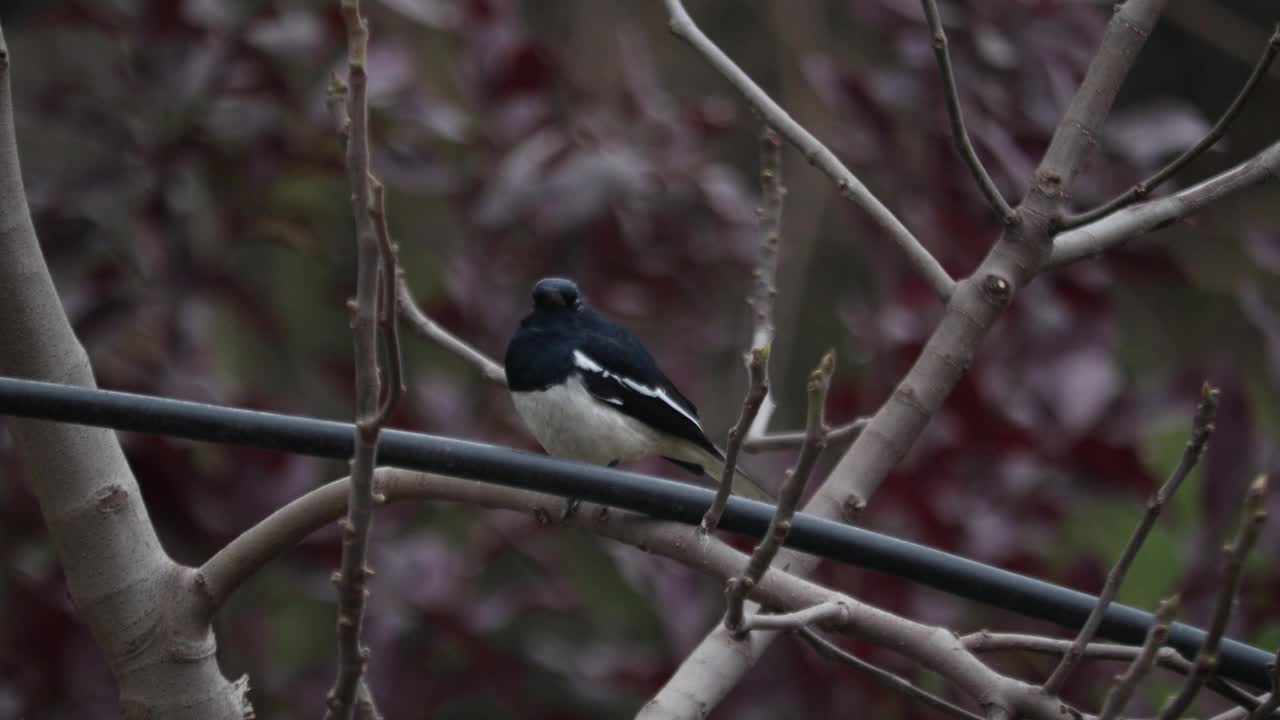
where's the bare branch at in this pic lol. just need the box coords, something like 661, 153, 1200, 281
215, 466, 1082, 720
1048, 139, 1280, 267
963, 629, 1262, 710
745, 127, 785, 441
799, 629, 985, 720
1043, 384, 1219, 694
661, 0, 956, 300
1033, 0, 1169, 199
1157, 475, 1269, 720
398, 283, 507, 386
703, 129, 787, 529
370, 179, 404, 425
725, 352, 833, 634
744, 416, 868, 453
1098, 596, 1179, 720
701, 345, 769, 531
920, 0, 1015, 224
739, 601, 847, 632
750, 126, 785, 351
1245, 653, 1280, 720
325, 1, 387, 716
1061, 24, 1280, 229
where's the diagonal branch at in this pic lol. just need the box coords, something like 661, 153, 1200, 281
920, 0, 1015, 224
1099, 597, 1179, 720
647, 3, 1170, 715
1157, 475, 1268, 720
724, 352, 833, 633
1061, 24, 1280, 230
701, 344, 769, 531
1042, 384, 1218, 694
1048, 139, 1280, 267
397, 283, 507, 385
661, 0, 956, 300
799, 629, 985, 720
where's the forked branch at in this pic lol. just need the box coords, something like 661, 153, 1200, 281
725, 352, 833, 633
1043, 384, 1218, 694
1061, 24, 1280, 230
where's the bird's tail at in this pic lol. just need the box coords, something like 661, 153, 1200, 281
695, 450, 774, 503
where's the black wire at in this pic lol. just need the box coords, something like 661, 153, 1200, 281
0, 376, 1273, 689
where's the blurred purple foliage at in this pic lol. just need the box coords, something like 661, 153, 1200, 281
1, 0, 1279, 718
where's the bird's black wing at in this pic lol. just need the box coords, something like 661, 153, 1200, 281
570, 310, 718, 456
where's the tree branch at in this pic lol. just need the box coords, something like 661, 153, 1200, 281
1042, 384, 1218, 694
743, 416, 868, 453
206, 466, 1082, 720
661, 0, 956, 300
745, 127, 784, 441
739, 601, 847, 632
920, 0, 1015, 224
397, 282, 507, 385
1098, 597, 1179, 720
1244, 653, 1280, 720
725, 352, 833, 633
1, 19, 252, 720
648, 3, 1169, 712
1061, 23, 1280, 229
370, 179, 404, 425
1048, 139, 1280, 267
701, 345, 769, 531
963, 629, 1263, 711
324, 1, 391, 716
1034, 0, 1170, 200
798, 629, 985, 720
1157, 475, 1268, 720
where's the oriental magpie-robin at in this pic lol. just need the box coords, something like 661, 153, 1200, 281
504, 277, 771, 502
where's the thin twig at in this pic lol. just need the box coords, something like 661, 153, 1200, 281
919, 0, 1015, 224
1043, 384, 1220, 694
369, 179, 403, 425
739, 601, 847, 632
963, 630, 1262, 710
1245, 652, 1280, 720
799, 628, 985, 720
744, 416, 868, 453
662, 0, 956, 301
702, 345, 769, 531
750, 126, 785, 351
397, 283, 507, 386
1048, 138, 1280, 267
745, 127, 785, 441
1157, 475, 1269, 720
1098, 596, 1179, 720
1061, 24, 1280, 230
704, 129, 785, 529
725, 351, 834, 634
324, 1, 386, 717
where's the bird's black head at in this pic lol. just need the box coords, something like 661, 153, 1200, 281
531, 277, 582, 312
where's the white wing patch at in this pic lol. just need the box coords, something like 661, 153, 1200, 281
572, 349, 704, 430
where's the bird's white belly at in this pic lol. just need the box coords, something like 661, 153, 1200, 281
511, 376, 658, 465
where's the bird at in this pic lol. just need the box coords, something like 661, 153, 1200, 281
503, 277, 771, 504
